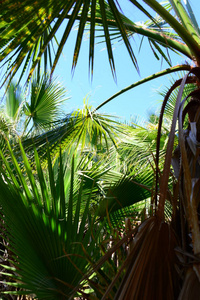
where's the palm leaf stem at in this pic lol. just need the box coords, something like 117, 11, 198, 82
157, 72, 189, 219
168, 0, 200, 43
178, 87, 200, 254
155, 75, 196, 206
95, 64, 191, 111
184, 0, 200, 35
140, 0, 200, 61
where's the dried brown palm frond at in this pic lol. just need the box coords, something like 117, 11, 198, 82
172, 74, 200, 297
178, 267, 200, 300
112, 216, 179, 300
108, 70, 196, 300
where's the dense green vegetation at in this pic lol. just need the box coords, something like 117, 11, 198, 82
1, 0, 200, 299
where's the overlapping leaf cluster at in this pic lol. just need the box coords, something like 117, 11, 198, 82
1, 0, 200, 299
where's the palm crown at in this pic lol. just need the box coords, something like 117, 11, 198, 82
1, 0, 200, 86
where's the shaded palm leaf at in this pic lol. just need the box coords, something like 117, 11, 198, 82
97, 168, 153, 217
179, 268, 200, 300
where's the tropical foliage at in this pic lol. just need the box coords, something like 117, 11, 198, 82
1, 0, 200, 299
0, 102, 161, 298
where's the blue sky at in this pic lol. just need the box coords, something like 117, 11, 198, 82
52, 0, 199, 123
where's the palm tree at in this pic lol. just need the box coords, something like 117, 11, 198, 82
1, 0, 200, 299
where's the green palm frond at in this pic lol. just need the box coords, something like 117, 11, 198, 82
17, 113, 157, 219
143, 0, 200, 50
94, 1, 184, 66
0, 82, 24, 147
0, 82, 24, 137
0, 77, 69, 139
23, 75, 69, 134
0, 140, 102, 299
183, 0, 200, 35
94, 108, 178, 217
0, 0, 137, 86
5, 82, 23, 121
0, 116, 15, 150
1, 0, 199, 87
21, 101, 124, 160
168, 0, 200, 42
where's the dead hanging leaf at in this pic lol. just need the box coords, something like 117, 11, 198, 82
178, 267, 200, 300
112, 216, 179, 300
171, 145, 181, 179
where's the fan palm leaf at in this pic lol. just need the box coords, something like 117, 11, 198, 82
1, 0, 200, 87
23, 75, 69, 134
21, 101, 124, 161
0, 140, 102, 299
111, 217, 179, 300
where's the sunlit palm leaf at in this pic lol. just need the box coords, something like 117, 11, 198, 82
21, 102, 124, 160
0, 140, 101, 298
168, 0, 200, 43
0, 116, 15, 151
183, 0, 200, 35
0, 82, 24, 137
1, 0, 198, 87
5, 82, 23, 121
0, 0, 137, 86
95, 1, 182, 66
23, 75, 68, 134
142, 0, 200, 52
